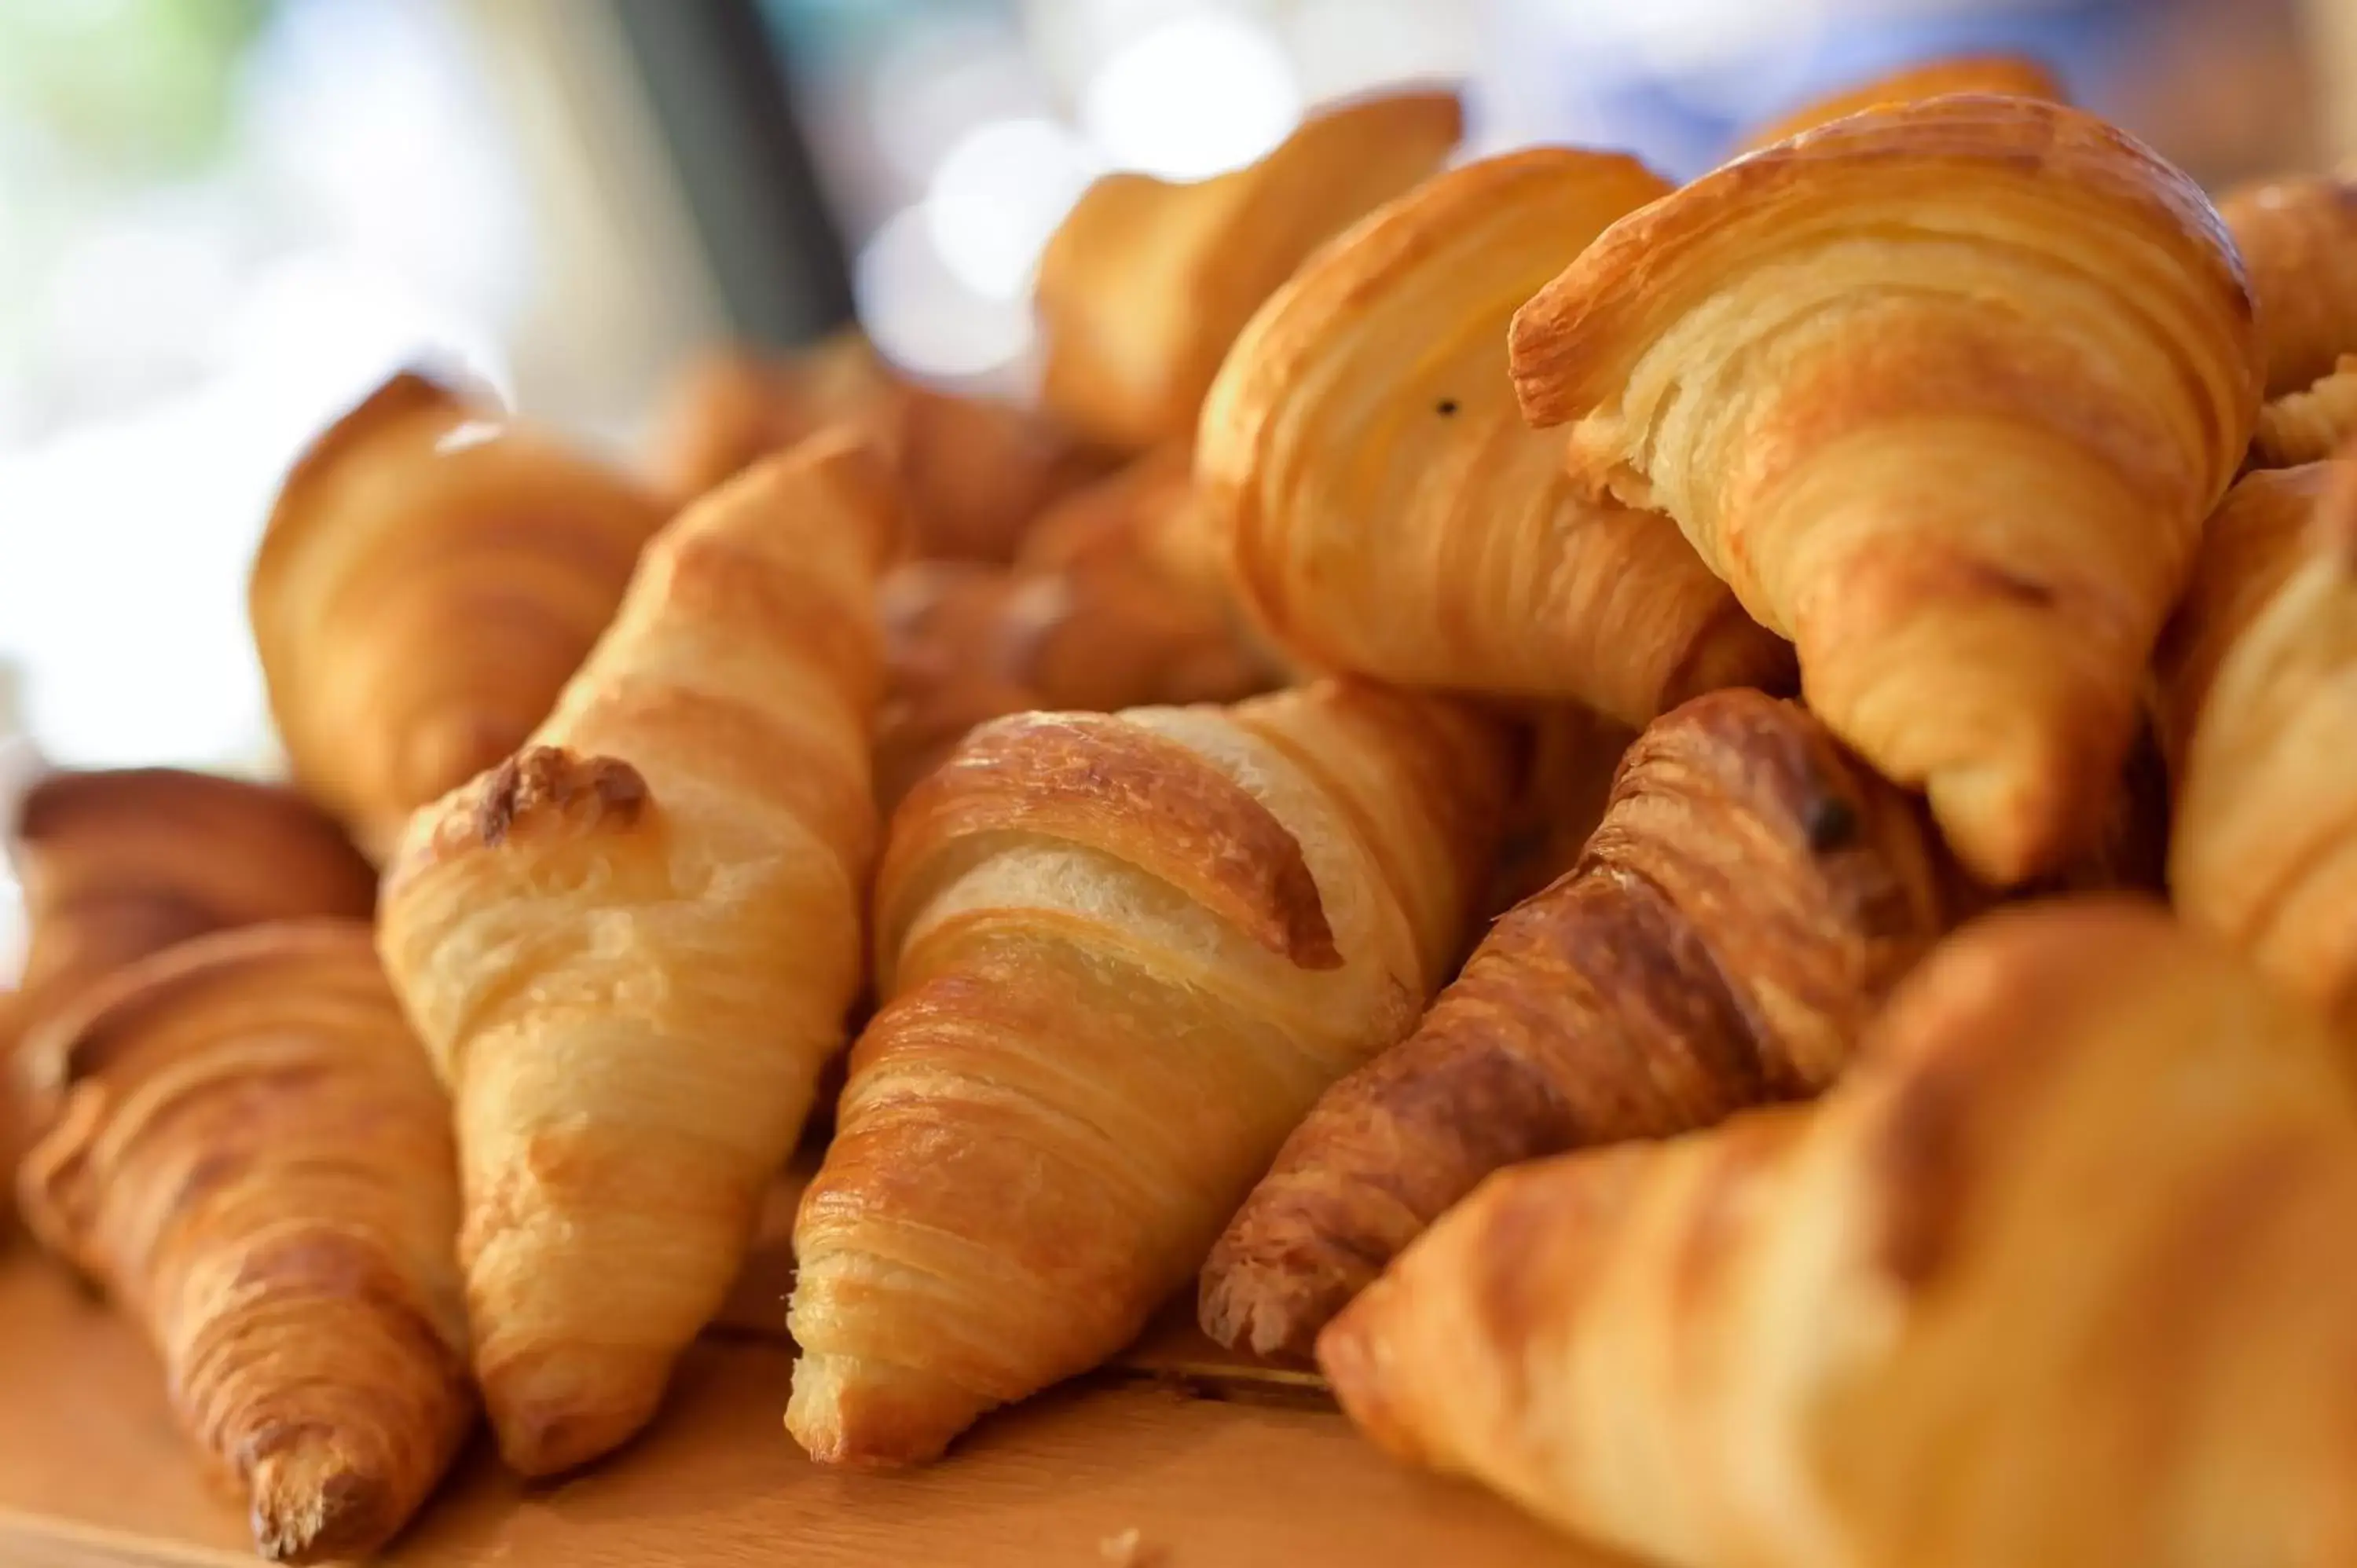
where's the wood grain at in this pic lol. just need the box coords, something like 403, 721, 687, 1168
0, 1241, 1607, 1566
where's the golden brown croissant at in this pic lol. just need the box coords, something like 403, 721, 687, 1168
2253, 354, 2357, 469
787, 678, 1517, 1465
1734, 53, 2066, 154
1201, 148, 1794, 728
1037, 89, 1463, 452
2170, 453, 2357, 1030
2217, 173, 2357, 397
2153, 463, 2331, 775
647, 332, 1112, 560
250, 372, 668, 861
376, 432, 898, 1475
1512, 97, 2263, 885
1200, 689, 1953, 1359
1320, 899, 2357, 1568
16, 921, 470, 1564
0, 767, 376, 1068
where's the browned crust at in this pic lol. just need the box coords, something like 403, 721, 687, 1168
472, 746, 650, 848
16, 919, 380, 1117
1736, 53, 2067, 154
15, 766, 361, 855
1511, 96, 2253, 429
1200, 689, 1954, 1356
878, 710, 1340, 969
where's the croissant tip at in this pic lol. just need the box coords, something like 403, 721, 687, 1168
786, 1351, 978, 1467
1197, 1279, 1325, 1362
482, 1343, 672, 1478
248, 1438, 398, 1564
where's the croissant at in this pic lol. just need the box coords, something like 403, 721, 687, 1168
1200, 688, 1953, 1359
1512, 97, 2262, 885
647, 332, 1111, 560
0, 768, 376, 1068
1319, 899, 2357, 1568
873, 450, 1280, 807
2153, 463, 2332, 775
1200, 148, 1794, 728
376, 432, 899, 1475
15, 921, 471, 1564
1037, 89, 1463, 452
1734, 53, 2066, 153
788, 678, 1518, 1465
250, 372, 668, 860
2217, 173, 2357, 397
2170, 453, 2357, 1029
2253, 354, 2357, 469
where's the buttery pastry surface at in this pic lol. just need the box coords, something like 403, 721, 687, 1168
2154, 463, 2332, 776
377, 431, 898, 1475
787, 679, 1516, 1465
1512, 96, 2262, 885
2218, 173, 2357, 397
1037, 88, 1463, 451
16, 921, 471, 1564
2253, 355, 2357, 470
250, 372, 668, 860
1200, 688, 1954, 1358
2171, 454, 2357, 1030
0, 767, 377, 1075
1321, 899, 2357, 1568
1201, 147, 1792, 728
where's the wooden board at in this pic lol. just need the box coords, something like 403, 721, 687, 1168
0, 1236, 1610, 1566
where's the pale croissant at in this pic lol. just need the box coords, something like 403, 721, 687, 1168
1512, 97, 2262, 884
251, 372, 667, 860
1322, 899, 2357, 1567
788, 679, 1516, 1465
2169, 452, 2357, 1030
1200, 148, 1793, 728
16, 921, 471, 1563
376, 432, 898, 1475
1037, 89, 1462, 451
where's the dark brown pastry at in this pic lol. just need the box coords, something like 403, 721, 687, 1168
1200, 689, 1957, 1358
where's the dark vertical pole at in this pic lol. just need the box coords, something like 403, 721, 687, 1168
607, 0, 857, 348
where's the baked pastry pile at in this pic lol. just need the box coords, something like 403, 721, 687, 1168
8, 60, 2357, 1566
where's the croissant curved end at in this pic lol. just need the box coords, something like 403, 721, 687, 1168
1510, 94, 2257, 433
249, 1437, 400, 1565
878, 710, 1340, 972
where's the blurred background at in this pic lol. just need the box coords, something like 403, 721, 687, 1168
0, 0, 2348, 967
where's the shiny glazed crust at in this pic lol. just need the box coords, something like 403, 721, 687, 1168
1199, 148, 1794, 727
16, 921, 471, 1564
1511, 96, 2261, 885
376, 430, 899, 1476
786, 678, 1517, 1465
1200, 689, 1955, 1357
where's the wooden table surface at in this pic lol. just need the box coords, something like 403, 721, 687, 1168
0, 1187, 1610, 1568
